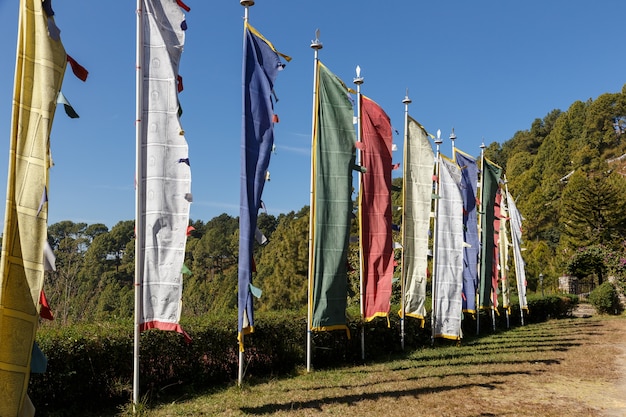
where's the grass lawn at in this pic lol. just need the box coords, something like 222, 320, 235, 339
119, 316, 626, 417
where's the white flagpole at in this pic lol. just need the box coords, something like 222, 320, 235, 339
238, 0, 254, 387
449, 128, 456, 154
399, 90, 411, 351
353, 66, 365, 361
307, 30, 323, 373
430, 130, 442, 344
476, 141, 485, 335
133, 0, 144, 409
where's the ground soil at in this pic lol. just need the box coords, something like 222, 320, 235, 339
556, 310, 626, 417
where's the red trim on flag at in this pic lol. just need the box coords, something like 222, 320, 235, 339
186, 225, 195, 236
39, 290, 54, 320
67, 55, 88, 81
177, 75, 184, 93
176, 0, 191, 11
140, 321, 192, 343
272, 114, 279, 123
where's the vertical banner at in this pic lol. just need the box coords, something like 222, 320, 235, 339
359, 95, 393, 321
139, 0, 191, 338
433, 156, 464, 340
309, 62, 356, 332
479, 157, 502, 310
496, 188, 511, 310
238, 23, 289, 349
0, 0, 66, 415
454, 149, 479, 313
492, 188, 502, 310
401, 117, 434, 324
507, 190, 528, 312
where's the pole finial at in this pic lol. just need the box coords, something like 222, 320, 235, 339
435, 129, 442, 145
240, 0, 255, 6
449, 128, 457, 142
402, 88, 411, 104
353, 65, 364, 85
311, 29, 323, 50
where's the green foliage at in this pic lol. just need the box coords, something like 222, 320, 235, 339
588, 282, 621, 314
255, 207, 310, 311
559, 170, 626, 250
566, 245, 607, 282
524, 294, 579, 322
565, 245, 626, 289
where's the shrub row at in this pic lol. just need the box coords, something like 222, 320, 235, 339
29, 295, 578, 415
588, 282, 622, 314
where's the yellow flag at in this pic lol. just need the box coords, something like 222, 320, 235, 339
0, 0, 66, 415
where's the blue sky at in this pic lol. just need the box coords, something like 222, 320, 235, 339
0, 1, 625, 229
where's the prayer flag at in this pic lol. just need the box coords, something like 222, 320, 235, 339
454, 149, 479, 313
432, 155, 464, 340
309, 62, 356, 332
0, 0, 66, 414
138, 0, 191, 340
400, 117, 434, 325
238, 22, 289, 350
507, 190, 528, 312
479, 157, 502, 309
359, 95, 394, 321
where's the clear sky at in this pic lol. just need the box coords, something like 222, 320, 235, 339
0, 1, 625, 229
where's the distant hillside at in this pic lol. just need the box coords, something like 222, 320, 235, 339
482, 84, 626, 286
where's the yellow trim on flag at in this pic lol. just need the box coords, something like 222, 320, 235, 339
245, 22, 292, 62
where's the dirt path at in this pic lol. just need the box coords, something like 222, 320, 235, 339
601, 321, 626, 417
546, 317, 626, 416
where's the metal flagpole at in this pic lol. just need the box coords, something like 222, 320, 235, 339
430, 130, 442, 345
238, 0, 254, 387
476, 141, 485, 336
449, 128, 456, 154
133, 0, 144, 410
307, 29, 322, 373
399, 90, 411, 351
353, 66, 365, 361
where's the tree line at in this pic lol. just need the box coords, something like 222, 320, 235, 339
14, 85, 626, 325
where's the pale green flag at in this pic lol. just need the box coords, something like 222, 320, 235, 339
309, 62, 356, 332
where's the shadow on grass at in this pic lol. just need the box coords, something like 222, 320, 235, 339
238, 380, 506, 415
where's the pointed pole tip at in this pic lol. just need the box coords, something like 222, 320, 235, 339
353, 65, 364, 85
311, 29, 323, 50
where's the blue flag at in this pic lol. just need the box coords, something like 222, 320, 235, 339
238, 23, 289, 351
454, 149, 479, 313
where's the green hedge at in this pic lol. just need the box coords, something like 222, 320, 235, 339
588, 282, 620, 314
29, 296, 578, 415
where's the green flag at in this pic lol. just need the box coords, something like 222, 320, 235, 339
308, 62, 356, 332
479, 157, 502, 309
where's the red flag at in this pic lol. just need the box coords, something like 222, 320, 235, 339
66, 55, 88, 81
39, 290, 54, 321
360, 95, 394, 321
